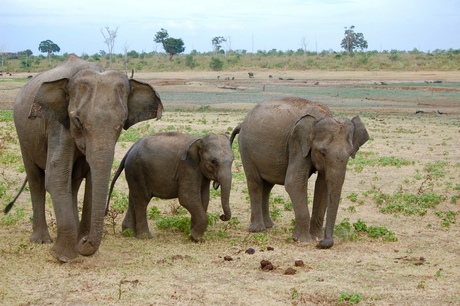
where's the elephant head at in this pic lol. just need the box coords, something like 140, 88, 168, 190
182, 134, 234, 221
29, 69, 163, 257
293, 115, 369, 248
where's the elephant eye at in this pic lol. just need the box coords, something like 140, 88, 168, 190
73, 116, 83, 130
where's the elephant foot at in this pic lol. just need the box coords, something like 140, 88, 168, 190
263, 218, 276, 229
316, 238, 334, 249
248, 222, 267, 233
309, 228, 324, 240
136, 231, 153, 239
190, 231, 205, 243
30, 230, 53, 244
50, 243, 77, 263
292, 227, 313, 243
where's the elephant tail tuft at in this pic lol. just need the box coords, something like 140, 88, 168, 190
4, 177, 28, 214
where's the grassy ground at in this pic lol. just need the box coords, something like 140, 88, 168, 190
0, 70, 459, 305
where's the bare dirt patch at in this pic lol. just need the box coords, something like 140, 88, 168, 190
1, 70, 459, 305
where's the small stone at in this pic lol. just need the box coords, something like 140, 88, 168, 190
224, 256, 233, 261
284, 267, 296, 275
245, 248, 255, 255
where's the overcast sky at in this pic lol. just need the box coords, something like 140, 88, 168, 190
1, 0, 459, 56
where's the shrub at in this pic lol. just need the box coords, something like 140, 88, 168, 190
209, 57, 224, 71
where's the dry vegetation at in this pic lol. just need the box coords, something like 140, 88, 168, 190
0, 69, 459, 305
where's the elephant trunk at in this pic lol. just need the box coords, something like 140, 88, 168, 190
78, 144, 115, 256
316, 170, 346, 249
218, 175, 232, 221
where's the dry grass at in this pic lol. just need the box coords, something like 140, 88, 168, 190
1, 70, 459, 305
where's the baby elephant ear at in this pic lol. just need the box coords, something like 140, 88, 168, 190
351, 115, 370, 158
181, 138, 202, 161
290, 115, 316, 158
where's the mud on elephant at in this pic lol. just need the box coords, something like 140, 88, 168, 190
107, 132, 234, 241
10, 54, 163, 262
230, 97, 369, 249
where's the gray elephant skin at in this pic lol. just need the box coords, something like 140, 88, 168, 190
12, 54, 163, 262
230, 97, 369, 249
108, 132, 234, 241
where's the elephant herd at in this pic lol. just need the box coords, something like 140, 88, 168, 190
5, 55, 369, 262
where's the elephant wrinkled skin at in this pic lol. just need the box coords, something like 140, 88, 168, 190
108, 132, 234, 241
13, 55, 163, 262
230, 97, 369, 249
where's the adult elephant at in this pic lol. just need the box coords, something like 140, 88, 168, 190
107, 132, 233, 241
13, 54, 163, 262
230, 97, 369, 249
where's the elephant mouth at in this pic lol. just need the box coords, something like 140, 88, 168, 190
213, 181, 220, 190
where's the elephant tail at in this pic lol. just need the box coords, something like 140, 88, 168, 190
230, 124, 241, 145
106, 150, 129, 215
4, 177, 28, 214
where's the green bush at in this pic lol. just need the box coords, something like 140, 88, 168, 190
209, 57, 224, 71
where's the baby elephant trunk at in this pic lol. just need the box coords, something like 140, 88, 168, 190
218, 176, 232, 221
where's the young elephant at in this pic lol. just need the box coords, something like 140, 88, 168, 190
230, 97, 369, 249
108, 132, 234, 241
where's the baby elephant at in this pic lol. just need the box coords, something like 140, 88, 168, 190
108, 132, 234, 241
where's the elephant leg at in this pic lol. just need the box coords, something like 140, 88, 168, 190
180, 194, 208, 242
247, 177, 267, 232
285, 168, 312, 243
189, 207, 208, 242
261, 181, 275, 228
310, 173, 327, 239
26, 164, 52, 244
191, 183, 210, 231
125, 190, 152, 239
46, 175, 79, 262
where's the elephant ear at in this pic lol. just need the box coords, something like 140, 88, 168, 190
289, 115, 317, 158
29, 78, 70, 129
181, 138, 202, 161
124, 79, 164, 130
351, 115, 370, 158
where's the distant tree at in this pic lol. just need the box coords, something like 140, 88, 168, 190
122, 42, 130, 75
211, 36, 226, 54
341, 25, 368, 53
38, 40, 60, 65
101, 26, 119, 68
154, 28, 185, 60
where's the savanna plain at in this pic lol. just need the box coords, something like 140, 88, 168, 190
0, 69, 459, 305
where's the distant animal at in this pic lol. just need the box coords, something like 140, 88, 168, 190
269, 75, 273, 78
27, 75, 33, 79
279, 77, 284, 80
217, 76, 220, 79
107, 132, 234, 241
380, 81, 388, 85
314, 81, 319, 85
248, 72, 254, 78
433, 80, 442, 83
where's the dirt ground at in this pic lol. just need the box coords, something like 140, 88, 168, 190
0, 70, 459, 305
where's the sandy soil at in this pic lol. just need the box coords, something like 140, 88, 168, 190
0, 70, 459, 305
